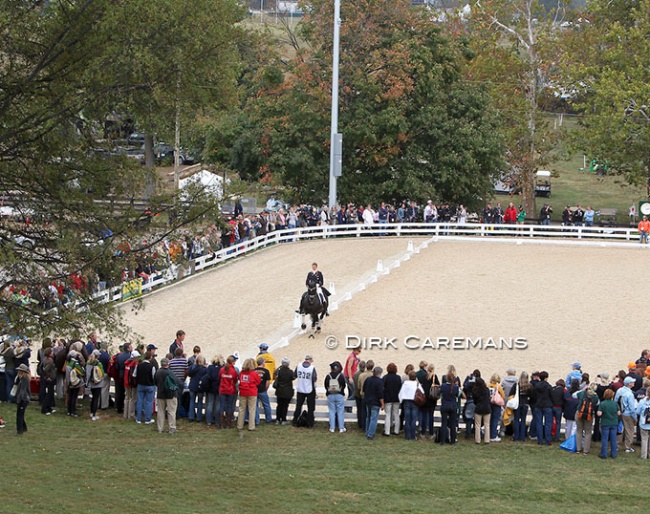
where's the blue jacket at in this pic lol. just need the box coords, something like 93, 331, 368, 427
188, 364, 208, 393
206, 364, 221, 395
615, 386, 637, 419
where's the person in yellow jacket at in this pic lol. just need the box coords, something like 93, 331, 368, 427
256, 343, 276, 380
638, 216, 650, 244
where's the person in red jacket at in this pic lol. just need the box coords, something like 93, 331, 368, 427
218, 356, 239, 428
504, 202, 517, 224
237, 358, 261, 431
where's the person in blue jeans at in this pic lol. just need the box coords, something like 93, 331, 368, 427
135, 352, 157, 424
324, 361, 347, 433
598, 389, 620, 458
399, 370, 419, 440
187, 356, 208, 422
533, 371, 553, 445
363, 366, 384, 440
254, 357, 273, 425
513, 372, 532, 442
550, 379, 566, 442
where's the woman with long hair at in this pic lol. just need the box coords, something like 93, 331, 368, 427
218, 355, 239, 428
513, 371, 532, 442
237, 358, 261, 431
205, 355, 224, 427
472, 377, 491, 444
274, 357, 295, 425
14, 363, 31, 435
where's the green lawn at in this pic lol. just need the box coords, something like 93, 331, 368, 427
0, 404, 646, 513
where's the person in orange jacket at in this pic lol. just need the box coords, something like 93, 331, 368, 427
638, 216, 650, 244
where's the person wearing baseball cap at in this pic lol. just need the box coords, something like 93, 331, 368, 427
256, 342, 276, 382
626, 362, 643, 392
615, 376, 638, 452
147, 344, 159, 370
566, 362, 582, 389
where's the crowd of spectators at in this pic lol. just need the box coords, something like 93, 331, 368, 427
2, 332, 650, 460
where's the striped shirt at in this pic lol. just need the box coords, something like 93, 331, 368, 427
168, 357, 188, 386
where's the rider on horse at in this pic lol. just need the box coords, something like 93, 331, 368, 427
297, 262, 330, 315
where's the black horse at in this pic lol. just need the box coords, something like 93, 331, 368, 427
298, 278, 328, 338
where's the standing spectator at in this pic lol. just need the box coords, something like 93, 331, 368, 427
504, 202, 517, 224
551, 379, 566, 442
254, 357, 273, 425
513, 371, 532, 442
85, 351, 104, 421
14, 363, 31, 435
562, 205, 573, 226
473, 377, 491, 444
292, 355, 317, 428
187, 355, 207, 423
353, 361, 367, 430
256, 343, 276, 383
382, 363, 401, 437
66, 351, 84, 418
274, 357, 294, 425
598, 389, 620, 459
457, 204, 467, 224
1, 341, 15, 403
123, 350, 140, 421
440, 371, 461, 445
488, 374, 505, 442
566, 362, 583, 389
115, 342, 132, 414
573, 205, 584, 226
615, 377, 638, 453
169, 330, 186, 356
638, 216, 650, 244
636, 388, 650, 459
205, 355, 223, 427
98, 343, 111, 410
399, 370, 419, 441
237, 358, 261, 431
155, 358, 180, 434
187, 346, 201, 367
533, 371, 554, 446
40, 348, 57, 416
325, 361, 347, 433
540, 204, 553, 225
363, 366, 384, 440
575, 382, 599, 455
218, 355, 239, 429
563, 379, 581, 439
344, 348, 361, 400
135, 351, 157, 425
583, 206, 595, 227
516, 205, 527, 227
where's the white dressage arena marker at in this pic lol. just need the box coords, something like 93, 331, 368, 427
407, 240, 414, 252
329, 282, 336, 295
370, 275, 378, 283
376, 259, 383, 272
392, 260, 401, 268
293, 312, 301, 328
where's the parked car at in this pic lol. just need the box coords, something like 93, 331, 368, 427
127, 133, 146, 146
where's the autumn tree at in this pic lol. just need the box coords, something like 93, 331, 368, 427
0, 0, 235, 338
463, 0, 570, 214
562, 0, 650, 192
215, 0, 504, 207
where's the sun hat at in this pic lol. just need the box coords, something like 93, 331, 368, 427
16, 363, 30, 373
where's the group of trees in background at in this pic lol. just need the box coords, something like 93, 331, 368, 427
2, 0, 649, 337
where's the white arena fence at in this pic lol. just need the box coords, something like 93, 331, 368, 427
94, 222, 646, 305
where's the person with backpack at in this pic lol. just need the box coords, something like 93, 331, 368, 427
85, 351, 105, 421
155, 358, 181, 434
575, 382, 599, 454
187, 355, 208, 423
325, 361, 347, 434
65, 351, 85, 417
204, 355, 223, 427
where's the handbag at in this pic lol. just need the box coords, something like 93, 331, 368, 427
506, 384, 519, 410
414, 384, 426, 407
429, 384, 441, 401
490, 386, 505, 407
10, 382, 18, 398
